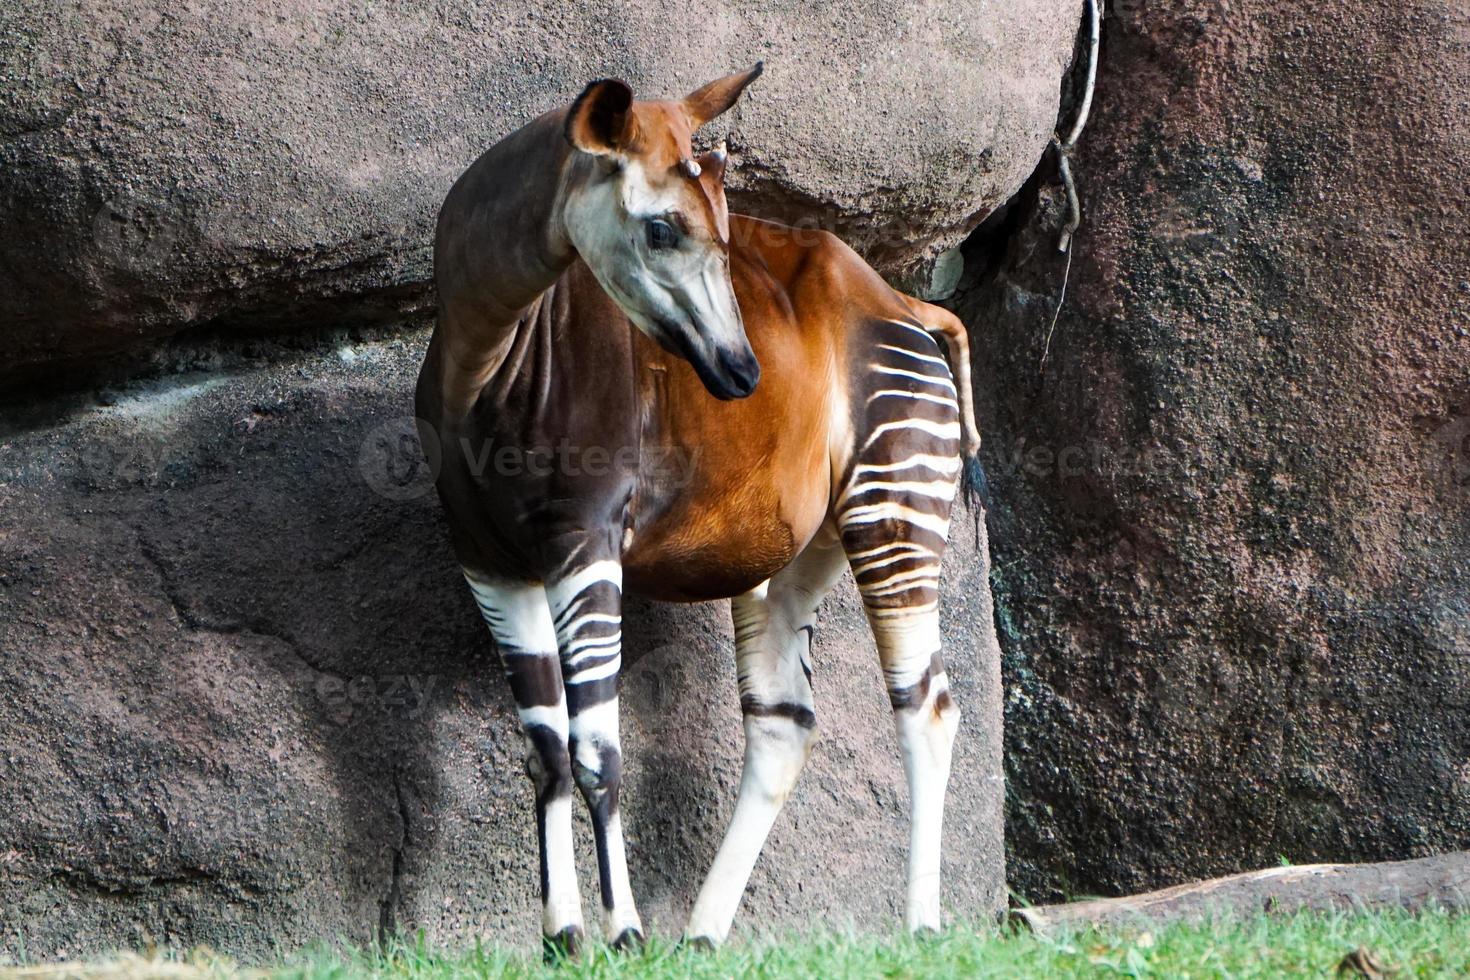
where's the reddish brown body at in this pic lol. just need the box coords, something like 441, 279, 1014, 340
420, 215, 971, 601
625, 218, 880, 600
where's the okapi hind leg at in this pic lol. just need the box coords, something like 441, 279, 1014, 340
684, 527, 849, 946
462, 570, 586, 956
860, 605, 959, 933
837, 316, 965, 933
545, 561, 644, 949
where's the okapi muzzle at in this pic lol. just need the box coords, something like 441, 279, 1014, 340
562, 67, 763, 399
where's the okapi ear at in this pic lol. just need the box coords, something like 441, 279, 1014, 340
682, 62, 763, 129
566, 79, 636, 156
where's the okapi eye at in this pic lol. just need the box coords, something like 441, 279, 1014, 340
646, 219, 678, 251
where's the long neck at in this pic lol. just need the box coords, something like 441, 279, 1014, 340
430, 109, 587, 414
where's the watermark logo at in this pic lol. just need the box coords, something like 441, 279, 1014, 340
359, 417, 442, 502
91, 199, 184, 279
357, 417, 702, 501
622, 643, 692, 734
988, 436, 1177, 483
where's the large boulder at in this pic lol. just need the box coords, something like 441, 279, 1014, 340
955, 0, 1470, 899
0, 329, 1004, 960
0, 0, 1078, 384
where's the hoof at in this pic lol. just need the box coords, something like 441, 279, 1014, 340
610, 927, 645, 953
542, 925, 584, 963
911, 924, 943, 941
682, 935, 718, 953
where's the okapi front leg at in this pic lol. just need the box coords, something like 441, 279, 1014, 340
546, 561, 643, 949
685, 531, 848, 946
463, 571, 586, 955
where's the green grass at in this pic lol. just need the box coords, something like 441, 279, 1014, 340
270, 909, 1470, 979
16, 910, 1468, 978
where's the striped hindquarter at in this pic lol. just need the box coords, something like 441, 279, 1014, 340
836, 317, 964, 932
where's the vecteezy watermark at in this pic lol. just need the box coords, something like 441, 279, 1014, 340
358, 416, 701, 502
987, 435, 1180, 483
91, 198, 184, 279
315, 672, 443, 729
359, 417, 442, 502
76, 436, 176, 486
621, 643, 692, 734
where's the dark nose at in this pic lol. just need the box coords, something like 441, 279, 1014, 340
718, 347, 761, 398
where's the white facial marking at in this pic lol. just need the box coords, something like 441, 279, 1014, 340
562, 156, 748, 386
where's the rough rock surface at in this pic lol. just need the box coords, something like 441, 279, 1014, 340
953, 0, 1470, 901
0, 330, 1004, 960
0, 0, 1077, 385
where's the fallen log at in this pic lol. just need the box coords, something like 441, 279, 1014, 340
1011, 852, 1470, 934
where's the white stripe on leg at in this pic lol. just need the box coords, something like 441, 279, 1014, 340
547, 563, 643, 945
871, 612, 959, 933
686, 532, 847, 945
685, 711, 812, 942
895, 700, 957, 931
539, 793, 582, 937
464, 569, 585, 944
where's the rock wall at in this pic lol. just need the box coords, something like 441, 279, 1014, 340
8, 0, 1465, 956
0, 333, 1004, 960
955, 0, 1470, 900
0, 0, 1074, 959
0, 0, 1077, 385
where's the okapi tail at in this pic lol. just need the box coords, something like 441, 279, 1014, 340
903, 298, 982, 457
902, 296, 989, 513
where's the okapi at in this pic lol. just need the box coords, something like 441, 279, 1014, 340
415, 63, 982, 953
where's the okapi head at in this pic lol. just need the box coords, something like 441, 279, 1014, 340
562, 64, 764, 400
